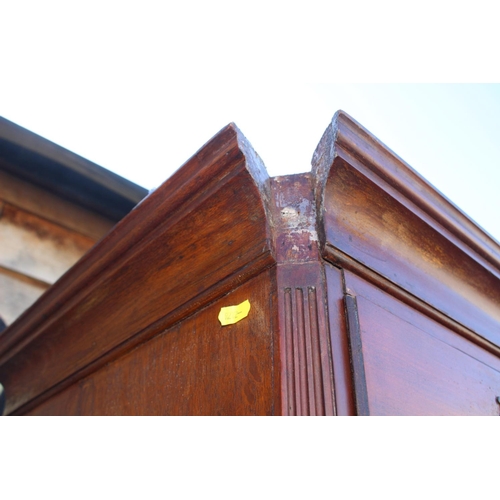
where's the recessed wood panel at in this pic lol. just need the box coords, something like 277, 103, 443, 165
344, 272, 500, 416
314, 111, 500, 348
3, 111, 500, 417
322, 158, 500, 345
25, 269, 278, 416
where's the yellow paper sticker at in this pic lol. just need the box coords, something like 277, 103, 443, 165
218, 299, 251, 326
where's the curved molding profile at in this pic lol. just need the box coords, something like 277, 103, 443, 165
313, 111, 500, 349
0, 123, 275, 415
2, 110, 500, 416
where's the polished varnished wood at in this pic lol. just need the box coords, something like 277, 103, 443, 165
344, 271, 500, 415
313, 111, 500, 350
0, 123, 275, 415
324, 263, 355, 416
2, 110, 500, 416
315, 111, 500, 415
25, 270, 278, 416
343, 294, 369, 416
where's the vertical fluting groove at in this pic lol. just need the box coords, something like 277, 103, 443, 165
294, 288, 309, 415
302, 287, 316, 415
291, 289, 302, 415
282, 283, 333, 416
283, 288, 295, 416
308, 287, 326, 416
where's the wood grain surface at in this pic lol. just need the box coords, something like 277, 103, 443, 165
25, 270, 278, 416
313, 110, 500, 350
324, 263, 355, 416
271, 174, 335, 415
0, 123, 275, 415
3, 111, 500, 416
344, 271, 500, 415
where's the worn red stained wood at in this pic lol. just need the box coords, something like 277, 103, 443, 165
0, 123, 275, 415
343, 293, 369, 416
23, 269, 279, 416
313, 110, 500, 349
344, 271, 500, 415
271, 174, 335, 416
277, 263, 334, 416
324, 263, 355, 416
3, 110, 500, 416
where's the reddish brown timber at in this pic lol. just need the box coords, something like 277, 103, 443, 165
313, 110, 500, 349
4, 109, 500, 416
271, 174, 335, 415
24, 269, 279, 416
343, 271, 500, 416
343, 293, 369, 416
0, 124, 275, 415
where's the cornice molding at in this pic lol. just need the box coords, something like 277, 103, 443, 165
2, 111, 500, 415
313, 111, 500, 348
0, 124, 275, 414
313, 111, 500, 274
